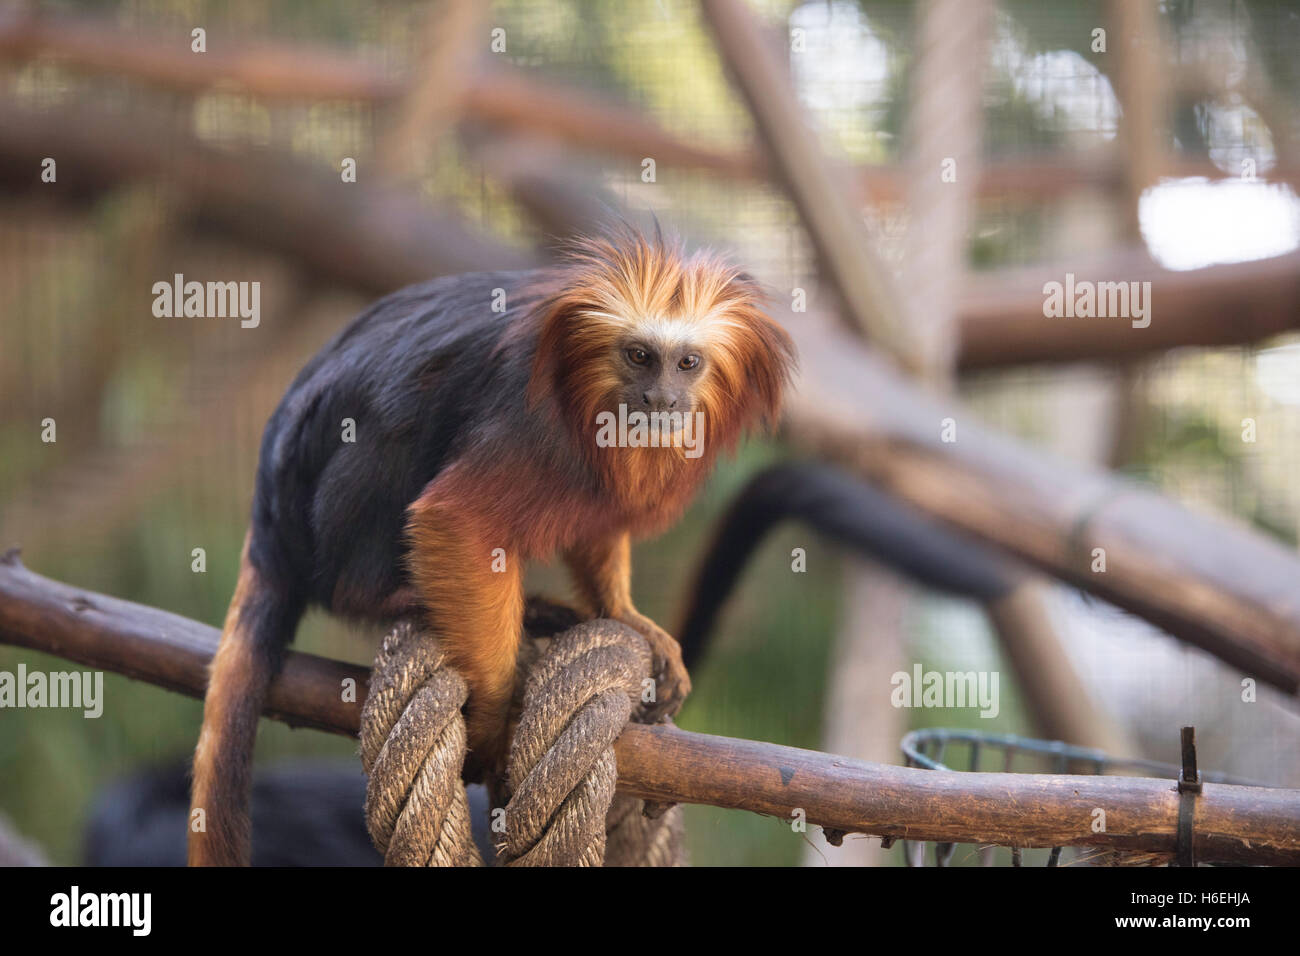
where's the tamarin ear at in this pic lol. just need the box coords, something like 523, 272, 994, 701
723, 274, 798, 430
526, 291, 577, 409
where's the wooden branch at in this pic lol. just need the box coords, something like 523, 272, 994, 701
0, 550, 365, 735
0, 7, 763, 183
0, 102, 537, 293
0, 6, 403, 99
956, 246, 1300, 369
787, 306, 1300, 694
616, 724, 1300, 864
700, 0, 913, 359
460, 68, 765, 180
1, 552, 1297, 863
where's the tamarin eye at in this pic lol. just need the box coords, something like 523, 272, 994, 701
678, 354, 701, 371
627, 347, 651, 366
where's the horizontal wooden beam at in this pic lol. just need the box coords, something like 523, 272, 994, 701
4, 98, 1294, 370
957, 246, 1300, 369
1, 552, 1297, 863
0, 102, 537, 291
0, 7, 763, 182
0, 7, 403, 100
5, 7, 1295, 209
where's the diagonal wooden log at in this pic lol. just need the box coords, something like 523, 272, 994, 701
1, 551, 1298, 863
787, 307, 1300, 694
700, 0, 913, 360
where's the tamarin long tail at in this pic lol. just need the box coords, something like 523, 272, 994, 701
675, 462, 1017, 669
189, 533, 304, 867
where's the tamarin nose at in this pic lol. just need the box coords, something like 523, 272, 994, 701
643, 391, 660, 407
642, 389, 678, 411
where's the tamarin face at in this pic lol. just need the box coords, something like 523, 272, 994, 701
529, 228, 797, 456
616, 325, 705, 416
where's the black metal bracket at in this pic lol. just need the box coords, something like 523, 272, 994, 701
1175, 726, 1201, 867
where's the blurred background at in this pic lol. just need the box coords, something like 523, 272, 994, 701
1, 0, 1299, 866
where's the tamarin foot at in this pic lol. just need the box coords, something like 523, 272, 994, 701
616, 611, 692, 722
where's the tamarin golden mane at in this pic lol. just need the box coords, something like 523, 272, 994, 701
189, 226, 796, 865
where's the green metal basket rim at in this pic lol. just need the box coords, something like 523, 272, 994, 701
900, 727, 1262, 786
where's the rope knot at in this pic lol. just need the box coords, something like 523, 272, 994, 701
360, 605, 685, 867
360, 620, 483, 866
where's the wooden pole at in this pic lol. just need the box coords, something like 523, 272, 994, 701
699, 0, 913, 361
986, 583, 1134, 755
376, 0, 484, 182
806, 559, 910, 865
1106, 0, 1170, 238
1, 552, 1297, 863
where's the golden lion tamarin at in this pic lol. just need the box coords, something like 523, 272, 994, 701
189, 226, 796, 865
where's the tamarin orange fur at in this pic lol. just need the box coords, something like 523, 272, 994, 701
189, 226, 796, 865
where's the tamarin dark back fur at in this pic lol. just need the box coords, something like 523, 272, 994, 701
190, 227, 795, 865
249, 269, 558, 616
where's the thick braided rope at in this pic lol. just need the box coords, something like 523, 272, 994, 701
500, 618, 673, 866
603, 793, 686, 867
361, 611, 685, 866
359, 620, 483, 866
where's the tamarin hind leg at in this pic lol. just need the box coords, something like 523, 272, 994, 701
407, 493, 523, 776
190, 534, 301, 866
563, 532, 691, 721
